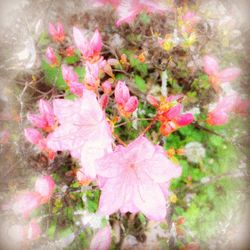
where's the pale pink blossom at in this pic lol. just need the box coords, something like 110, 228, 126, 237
116, 0, 170, 26
12, 192, 42, 218
203, 56, 241, 93
46, 47, 59, 66
207, 94, 249, 126
114, 81, 138, 116
26, 220, 41, 241
47, 90, 113, 178
65, 46, 75, 57
146, 94, 159, 107
49, 22, 65, 42
35, 175, 55, 203
84, 61, 101, 89
73, 28, 102, 61
27, 99, 55, 131
90, 225, 112, 250
96, 136, 181, 220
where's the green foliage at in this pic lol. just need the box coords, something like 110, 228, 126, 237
133, 75, 147, 92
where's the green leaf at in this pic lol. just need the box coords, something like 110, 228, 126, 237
75, 67, 86, 82
64, 55, 80, 65
42, 60, 67, 90
134, 75, 147, 92
139, 13, 151, 24
47, 219, 57, 239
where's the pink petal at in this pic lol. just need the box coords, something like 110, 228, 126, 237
90, 29, 102, 55
203, 56, 219, 76
175, 113, 194, 126
218, 67, 241, 83
102, 80, 112, 95
99, 94, 109, 110
24, 128, 43, 145
73, 27, 85, 52
133, 173, 166, 221
124, 96, 138, 112
39, 99, 55, 127
69, 82, 85, 96
27, 113, 47, 128
90, 226, 112, 250
164, 104, 182, 120
146, 95, 159, 107
62, 65, 79, 84
35, 176, 55, 202
207, 110, 229, 126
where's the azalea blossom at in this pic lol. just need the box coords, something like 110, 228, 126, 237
115, 81, 138, 116
73, 28, 102, 61
207, 94, 249, 126
46, 47, 59, 66
27, 99, 55, 132
101, 80, 112, 94
116, 0, 170, 26
90, 225, 112, 250
203, 56, 241, 93
147, 94, 194, 136
47, 90, 113, 178
96, 136, 182, 220
62, 65, 85, 96
35, 175, 55, 204
49, 22, 65, 42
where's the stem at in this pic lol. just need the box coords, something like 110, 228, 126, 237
141, 118, 157, 135
113, 133, 127, 146
114, 117, 154, 128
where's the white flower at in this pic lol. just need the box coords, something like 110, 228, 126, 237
184, 142, 206, 163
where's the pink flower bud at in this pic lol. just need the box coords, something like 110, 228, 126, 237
35, 175, 55, 203
90, 225, 112, 250
124, 96, 138, 112
62, 65, 78, 84
146, 95, 159, 107
102, 80, 112, 94
24, 128, 43, 145
49, 22, 65, 42
99, 94, 109, 110
12, 192, 42, 218
46, 47, 58, 66
26, 220, 41, 241
115, 81, 130, 105
175, 113, 194, 126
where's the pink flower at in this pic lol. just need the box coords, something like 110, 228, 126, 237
96, 136, 181, 221
114, 81, 138, 116
73, 28, 102, 61
62, 65, 85, 96
90, 225, 112, 250
46, 47, 59, 66
47, 90, 113, 179
99, 94, 109, 110
116, 0, 170, 26
49, 22, 65, 42
66, 46, 75, 57
26, 220, 41, 241
207, 94, 249, 126
146, 94, 159, 107
12, 192, 42, 218
76, 169, 92, 185
84, 61, 101, 89
35, 176, 55, 203
27, 99, 55, 131
203, 56, 241, 93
